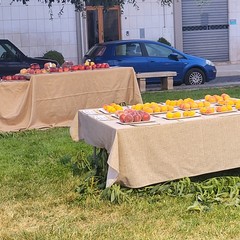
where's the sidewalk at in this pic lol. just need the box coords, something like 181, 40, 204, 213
215, 62, 240, 77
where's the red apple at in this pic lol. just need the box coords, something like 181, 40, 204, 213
63, 67, 70, 72
35, 69, 42, 74
12, 75, 19, 80
84, 65, 91, 70
18, 75, 27, 80
78, 65, 85, 70
30, 63, 40, 69
58, 67, 63, 72
71, 65, 79, 71
5, 75, 12, 80
28, 69, 35, 74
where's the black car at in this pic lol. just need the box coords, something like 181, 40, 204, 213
0, 39, 59, 77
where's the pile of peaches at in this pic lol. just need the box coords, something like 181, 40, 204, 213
102, 103, 151, 123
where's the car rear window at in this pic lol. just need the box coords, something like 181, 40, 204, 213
86, 46, 106, 57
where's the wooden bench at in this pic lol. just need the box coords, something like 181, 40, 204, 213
136, 71, 177, 92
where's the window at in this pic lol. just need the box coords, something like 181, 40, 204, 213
116, 43, 142, 56
145, 43, 173, 57
0, 43, 18, 61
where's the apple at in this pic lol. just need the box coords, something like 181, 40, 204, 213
41, 69, 47, 74
78, 65, 85, 70
30, 63, 40, 69
63, 67, 70, 72
28, 69, 35, 74
19, 75, 26, 80
20, 68, 28, 74
49, 67, 58, 73
96, 64, 102, 68
44, 62, 56, 70
5, 75, 12, 80
84, 65, 91, 70
12, 75, 19, 80
71, 65, 79, 71
35, 69, 42, 74
58, 67, 63, 72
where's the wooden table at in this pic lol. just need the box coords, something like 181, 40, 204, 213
70, 108, 240, 188
0, 67, 142, 132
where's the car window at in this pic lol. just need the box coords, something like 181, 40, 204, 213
0, 43, 18, 61
115, 43, 142, 56
86, 46, 106, 57
145, 43, 173, 57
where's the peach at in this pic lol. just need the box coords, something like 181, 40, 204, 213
124, 114, 134, 123
133, 113, 142, 122
119, 113, 126, 123
142, 112, 151, 121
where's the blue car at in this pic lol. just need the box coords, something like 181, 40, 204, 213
83, 39, 217, 85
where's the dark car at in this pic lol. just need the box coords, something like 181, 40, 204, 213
83, 39, 217, 85
0, 39, 59, 77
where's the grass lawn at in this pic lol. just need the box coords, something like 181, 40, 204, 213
1, 86, 240, 239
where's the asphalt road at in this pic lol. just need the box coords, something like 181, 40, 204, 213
147, 75, 240, 91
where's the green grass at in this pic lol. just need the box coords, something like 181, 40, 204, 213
1, 87, 240, 239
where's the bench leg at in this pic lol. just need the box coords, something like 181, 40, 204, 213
137, 78, 146, 92
161, 77, 173, 90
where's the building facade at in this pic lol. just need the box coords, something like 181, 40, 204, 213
0, 0, 239, 64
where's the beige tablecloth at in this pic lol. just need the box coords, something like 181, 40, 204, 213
0, 67, 142, 132
70, 109, 240, 188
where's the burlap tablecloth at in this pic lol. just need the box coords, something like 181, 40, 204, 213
0, 67, 142, 132
70, 109, 240, 188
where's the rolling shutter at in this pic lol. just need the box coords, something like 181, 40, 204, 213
182, 0, 229, 62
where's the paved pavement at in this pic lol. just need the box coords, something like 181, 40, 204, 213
146, 61, 240, 91
215, 62, 240, 77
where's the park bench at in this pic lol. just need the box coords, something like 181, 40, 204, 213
136, 71, 177, 92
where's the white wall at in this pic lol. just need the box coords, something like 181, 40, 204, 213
121, 0, 174, 46
0, 0, 78, 64
228, 0, 240, 63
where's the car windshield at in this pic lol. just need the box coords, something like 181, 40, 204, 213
86, 45, 106, 57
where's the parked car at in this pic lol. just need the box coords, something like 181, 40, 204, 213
0, 39, 59, 77
83, 39, 217, 85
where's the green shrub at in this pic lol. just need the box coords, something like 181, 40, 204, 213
43, 50, 65, 65
158, 37, 171, 46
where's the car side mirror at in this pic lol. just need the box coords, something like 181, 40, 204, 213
168, 53, 179, 61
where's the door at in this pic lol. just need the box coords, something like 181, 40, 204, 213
86, 6, 121, 49
182, 0, 229, 62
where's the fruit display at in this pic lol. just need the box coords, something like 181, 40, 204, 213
131, 102, 174, 114
102, 103, 124, 113
165, 110, 196, 119
1, 75, 28, 81
200, 105, 235, 115
18, 61, 110, 76
118, 109, 151, 123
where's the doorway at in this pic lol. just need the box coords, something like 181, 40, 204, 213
86, 6, 121, 49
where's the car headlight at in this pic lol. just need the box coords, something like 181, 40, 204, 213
206, 59, 215, 66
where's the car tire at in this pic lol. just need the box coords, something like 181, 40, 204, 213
184, 68, 206, 85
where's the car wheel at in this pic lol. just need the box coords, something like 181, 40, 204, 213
184, 68, 206, 85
